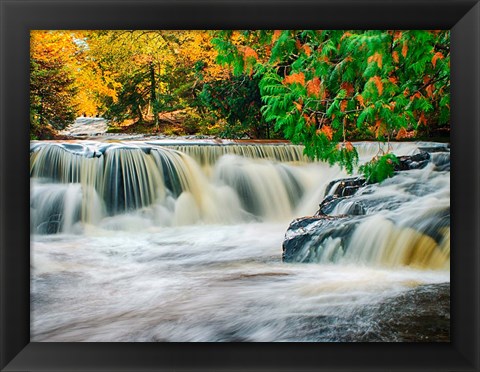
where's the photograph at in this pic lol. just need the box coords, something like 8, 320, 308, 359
29, 29, 451, 343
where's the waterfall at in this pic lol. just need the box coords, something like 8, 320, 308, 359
30, 142, 321, 232
30, 140, 449, 270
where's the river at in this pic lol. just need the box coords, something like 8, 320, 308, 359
30, 140, 450, 341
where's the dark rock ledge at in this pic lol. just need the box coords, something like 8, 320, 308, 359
282, 150, 447, 263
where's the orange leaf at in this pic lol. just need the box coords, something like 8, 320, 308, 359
367, 52, 383, 69
319, 125, 333, 140
283, 72, 305, 86
374, 119, 387, 138
356, 94, 365, 108
396, 127, 408, 140
340, 81, 355, 95
432, 52, 444, 68
345, 141, 354, 151
392, 51, 399, 63
302, 44, 312, 56
370, 76, 383, 96
425, 84, 435, 98
388, 76, 398, 85
272, 30, 282, 44
341, 32, 352, 41
295, 39, 302, 50
340, 100, 348, 112
410, 91, 423, 101
303, 113, 314, 126
306, 77, 321, 97
293, 101, 303, 111
418, 112, 427, 126
241, 46, 258, 61
402, 42, 408, 58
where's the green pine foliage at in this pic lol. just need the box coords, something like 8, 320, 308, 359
211, 30, 450, 178
198, 75, 271, 139
359, 153, 399, 183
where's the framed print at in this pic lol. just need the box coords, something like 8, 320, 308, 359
1, 0, 479, 371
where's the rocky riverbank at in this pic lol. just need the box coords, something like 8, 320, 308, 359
282, 148, 450, 264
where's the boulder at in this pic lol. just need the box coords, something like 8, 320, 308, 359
394, 151, 430, 171
282, 215, 358, 263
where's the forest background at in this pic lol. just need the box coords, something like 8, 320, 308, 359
30, 30, 450, 179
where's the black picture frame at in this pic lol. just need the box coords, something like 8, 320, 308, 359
1, 0, 479, 371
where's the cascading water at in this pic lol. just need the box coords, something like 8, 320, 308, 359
30, 140, 450, 342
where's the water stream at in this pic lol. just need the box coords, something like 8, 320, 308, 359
30, 140, 450, 341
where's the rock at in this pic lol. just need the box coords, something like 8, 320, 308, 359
283, 150, 450, 264
394, 151, 430, 171
324, 176, 366, 198
418, 144, 450, 153
364, 282, 450, 342
292, 283, 450, 342
282, 215, 358, 263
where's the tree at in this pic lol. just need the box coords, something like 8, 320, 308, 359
212, 30, 450, 178
83, 30, 229, 129
198, 74, 271, 139
30, 31, 79, 137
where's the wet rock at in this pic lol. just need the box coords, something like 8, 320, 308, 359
394, 151, 431, 171
316, 195, 366, 216
364, 282, 450, 342
291, 283, 450, 342
325, 177, 366, 198
418, 144, 450, 153
282, 215, 358, 263
283, 150, 450, 264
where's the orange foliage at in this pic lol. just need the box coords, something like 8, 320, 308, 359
418, 112, 427, 126
303, 113, 315, 126
340, 100, 348, 112
317, 125, 333, 140
410, 91, 422, 101
392, 51, 399, 63
240, 46, 258, 61
396, 127, 408, 140
402, 42, 408, 58
374, 119, 387, 138
370, 76, 383, 95
272, 30, 282, 44
431, 51, 444, 68
302, 44, 312, 56
341, 81, 355, 95
393, 31, 403, 41
284, 72, 305, 86
426, 84, 435, 98
389, 76, 398, 85
293, 101, 303, 112
306, 77, 321, 97
356, 94, 365, 108
367, 52, 383, 69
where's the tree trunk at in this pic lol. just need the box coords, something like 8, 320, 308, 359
149, 62, 159, 129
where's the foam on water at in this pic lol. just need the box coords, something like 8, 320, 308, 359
30, 140, 450, 341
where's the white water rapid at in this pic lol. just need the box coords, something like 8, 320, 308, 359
30, 140, 450, 341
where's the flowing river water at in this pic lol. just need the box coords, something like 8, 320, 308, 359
30, 140, 450, 341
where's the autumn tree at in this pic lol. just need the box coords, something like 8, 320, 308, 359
212, 30, 450, 179
30, 31, 79, 138
83, 30, 228, 130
